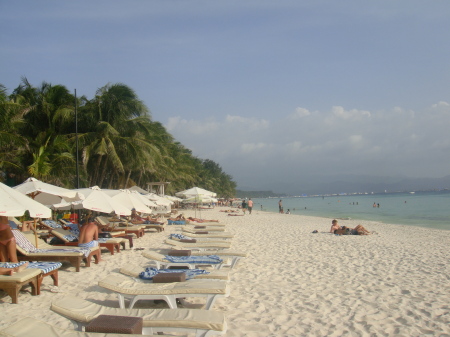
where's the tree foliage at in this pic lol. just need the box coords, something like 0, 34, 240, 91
0, 80, 236, 197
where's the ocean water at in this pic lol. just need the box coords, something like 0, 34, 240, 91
250, 191, 450, 230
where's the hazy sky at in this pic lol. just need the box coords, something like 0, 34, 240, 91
2, 1, 450, 192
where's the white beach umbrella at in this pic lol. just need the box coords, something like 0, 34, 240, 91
129, 190, 157, 208
127, 185, 149, 194
103, 189, 153, 214
13, 177, 84, 206
0, 182, 52, 218
144, 193, 173, 206
175, 186, 217, 198
54, 186, 131, 216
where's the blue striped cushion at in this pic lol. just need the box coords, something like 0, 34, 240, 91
27, 262, 62, 274
0, 261, 28, 268
42, 220, 62, 228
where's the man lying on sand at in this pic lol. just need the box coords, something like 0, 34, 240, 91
330, 219, 371, 235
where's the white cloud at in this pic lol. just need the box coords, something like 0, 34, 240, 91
225, 115, 270, 131
289, 107, 311, 119
166, 116, 219, 135
166, 102, 450, 191
240, 142, 270, 154
331, 106, 371, 119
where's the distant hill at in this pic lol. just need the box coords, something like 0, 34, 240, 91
235, 190, 287, 198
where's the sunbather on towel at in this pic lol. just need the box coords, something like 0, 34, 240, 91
78, 218, 101, 255
187, 217, 219, 223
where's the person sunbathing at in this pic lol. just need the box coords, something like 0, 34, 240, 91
187, 217, 219, 223
145, 216, 164, 225
169, 214, 186, 221
330, 219, 340, 233
334, 225, 371, 235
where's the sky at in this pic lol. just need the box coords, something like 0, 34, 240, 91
1, 0, 450, 194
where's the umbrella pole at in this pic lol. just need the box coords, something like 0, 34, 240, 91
34, 218, 38, 248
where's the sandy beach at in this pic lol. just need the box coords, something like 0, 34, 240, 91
1, 209, 449, 336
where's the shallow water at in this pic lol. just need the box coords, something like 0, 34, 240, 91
250, 190, 450, 230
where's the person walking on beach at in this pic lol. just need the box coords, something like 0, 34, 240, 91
278, 200, 283, 213
241, 199, 247, 214
247, 198, 253, 214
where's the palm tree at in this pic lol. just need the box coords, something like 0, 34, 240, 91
10, 78, 76, 185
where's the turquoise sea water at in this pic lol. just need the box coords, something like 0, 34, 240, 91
251, 191, 450, 230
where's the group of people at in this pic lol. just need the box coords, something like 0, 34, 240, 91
241, 198, 253, 214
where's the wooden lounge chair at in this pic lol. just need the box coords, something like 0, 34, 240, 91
96, 217, 145, 238
12, 230, 100, 272
0, 267, 41, 304
51, 296, 227, 337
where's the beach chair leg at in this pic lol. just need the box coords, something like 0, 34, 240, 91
117, 293, 126, 309
204, 294, 218, 310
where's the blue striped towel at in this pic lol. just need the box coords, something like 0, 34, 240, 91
164, 255, 222, 264
27, 262, 62, 274
139, 267, 209, 280
169, 233, 189, 240
42, 220, 62, 229
78, 240, 99, 249
0, 261, 28, 269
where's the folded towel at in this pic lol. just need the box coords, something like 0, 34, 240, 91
195, 231, 209, 234
194, 226, 206, 229
168, 250, 191, 256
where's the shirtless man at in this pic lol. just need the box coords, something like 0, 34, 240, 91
330, 219, 341, 233
78, 218, 99, 248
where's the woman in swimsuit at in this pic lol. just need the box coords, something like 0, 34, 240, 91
0, 216, 19, 263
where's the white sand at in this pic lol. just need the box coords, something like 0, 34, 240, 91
1, 209, 449, 336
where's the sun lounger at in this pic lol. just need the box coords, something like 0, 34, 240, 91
141, 250, 224, 269
12, 230, 100, 272
181, 224, 226, 228
96, 217, 145, 238
50, 228, 126, 255
185, 250, 248, 269
121, 264, 230, 281
50, 296, 226, 337
0, 317, 169, 337
179, 230, 234, 239
165, 238, 231, 251
120, 264, 230, 281
0, 267, 41, 304
98, 273, 229, 309
142, 223, 165, 232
